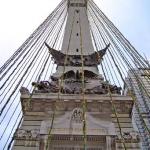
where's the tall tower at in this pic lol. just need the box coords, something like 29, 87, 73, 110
11, 0, 141, 149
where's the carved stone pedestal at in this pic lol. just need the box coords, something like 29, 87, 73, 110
12, 93, 140, 150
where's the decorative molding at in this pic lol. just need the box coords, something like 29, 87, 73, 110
15, 129, 40, 146
115, 131, 140, 142
16, 129, 40, 139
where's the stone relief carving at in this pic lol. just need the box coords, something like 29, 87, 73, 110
32, 79, 122, 95
116, 131, 139, 141
16, 129, 26, 138
130, 131, 139, 140
32, 81, 59, 93
123, 132, 132, 140
16, 129, 40, 139
71, 108, 83, 123
20, 87, 30, 94
31, 129, 40, 138
16, 129, 40, 146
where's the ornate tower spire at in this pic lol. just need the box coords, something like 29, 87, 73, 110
9, 0, 141, 149
63, 0, 92, 55
45, 0, 109, 79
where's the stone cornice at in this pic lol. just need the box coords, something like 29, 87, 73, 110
21, 93, 133, 101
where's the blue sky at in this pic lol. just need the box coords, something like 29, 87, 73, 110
97, 0, 150, 60
0, 0, 150, 65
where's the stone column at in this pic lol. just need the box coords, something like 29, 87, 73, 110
106, 136, 112, 150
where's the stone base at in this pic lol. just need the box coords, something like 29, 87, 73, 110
12, 93, 141, 150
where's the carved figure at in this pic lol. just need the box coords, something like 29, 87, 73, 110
73, 86, 82, 94
31, 129, 40, 138
31, 75, 121, 95
90, 85, 108, 94
20, 87, 29, 94
16, 129, 39, 139
16, 129, 26, 138
72, 108, 83, 123
24, 130, 32, 139
123, 132, 132, 140
110, 85, 122, 94
62, 85, 72, 94
51, 75, 59, 81
32, 81, 59, 93
130, 131, 139, 140
115, 135, 120, 140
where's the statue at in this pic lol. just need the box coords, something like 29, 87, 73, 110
32, 81, 59, 93
71, 108, 83, 123
16, 129, 26, 138
123, 132, 132, 140
20, 87, 29, 94
130, 131, 139, 140
31, 129, 40, 138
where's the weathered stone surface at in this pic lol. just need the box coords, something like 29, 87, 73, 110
13, 92, 140, 149
12, 147, 38, 150
12, 0, 140, 149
